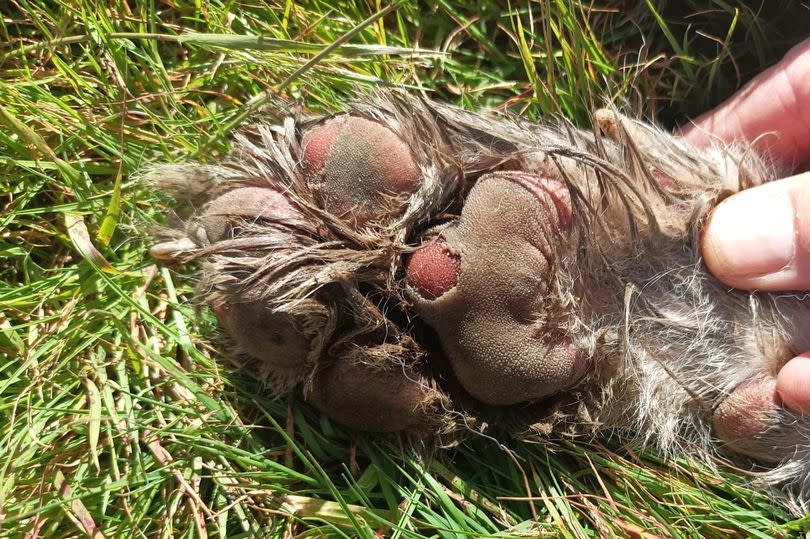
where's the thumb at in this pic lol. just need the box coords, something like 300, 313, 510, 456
702, 172, 810, 291
679, 38, 810, 172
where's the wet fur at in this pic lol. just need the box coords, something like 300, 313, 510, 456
149, 91, 810, 513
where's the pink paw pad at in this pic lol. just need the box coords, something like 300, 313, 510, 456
303, 116, 421, 224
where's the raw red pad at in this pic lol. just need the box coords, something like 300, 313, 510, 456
406, 240, 460, 300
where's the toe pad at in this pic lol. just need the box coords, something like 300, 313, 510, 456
303, 116, 421, 225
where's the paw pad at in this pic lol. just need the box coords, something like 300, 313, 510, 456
712, 378, 796, 463
303, 116, 421, 225
190, 187, 304, 243
215, 302, 312, 371
406, 171, 584, 406
306, 356, 439, 432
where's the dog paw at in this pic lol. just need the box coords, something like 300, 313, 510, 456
150, 92, 810, 506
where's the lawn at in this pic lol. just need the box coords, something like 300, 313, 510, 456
2, 1, 809, 537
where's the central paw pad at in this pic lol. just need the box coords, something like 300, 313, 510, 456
405, 171, 585, 405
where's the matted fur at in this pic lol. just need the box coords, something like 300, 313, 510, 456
149, 91, 810, 513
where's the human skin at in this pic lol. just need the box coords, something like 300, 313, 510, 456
680, 38, 810, 413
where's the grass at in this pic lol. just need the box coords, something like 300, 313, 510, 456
2, 0, 809, 537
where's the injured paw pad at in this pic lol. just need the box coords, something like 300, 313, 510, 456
405, 239, 460, 300
407, 171, 585, 405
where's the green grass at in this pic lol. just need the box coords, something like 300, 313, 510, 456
2, 1, 809, 537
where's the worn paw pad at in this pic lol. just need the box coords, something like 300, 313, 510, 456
407, 171, 586, 405
405, 239, 460, 300
303, 116, 421, 225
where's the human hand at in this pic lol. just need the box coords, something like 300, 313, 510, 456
681, 38, 810, 413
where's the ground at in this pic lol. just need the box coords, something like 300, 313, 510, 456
2, 1, 810, 537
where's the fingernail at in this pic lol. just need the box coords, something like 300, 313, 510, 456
706, 189, 796, 277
